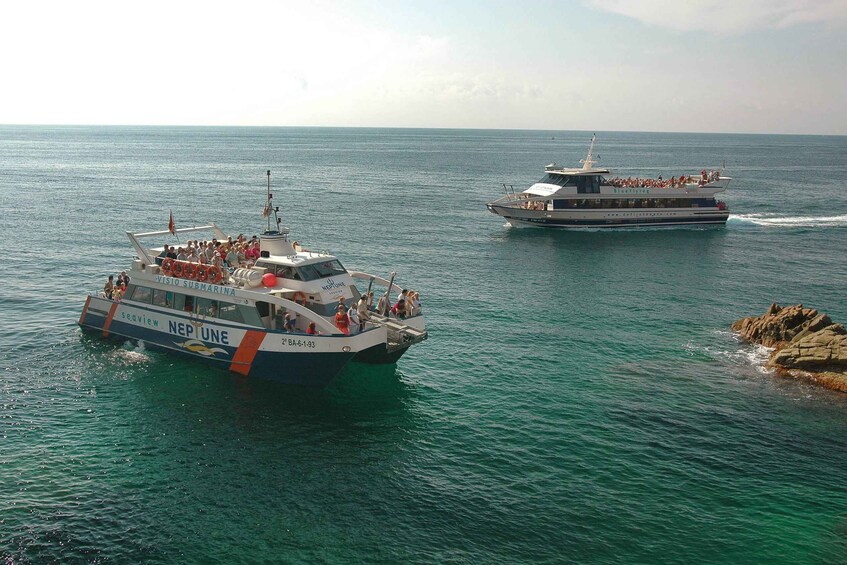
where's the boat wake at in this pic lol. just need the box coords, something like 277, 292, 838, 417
115, 340, 151, 364
728, 213, 847, 228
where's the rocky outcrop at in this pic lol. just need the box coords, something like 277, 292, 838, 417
732, 303, 847, 393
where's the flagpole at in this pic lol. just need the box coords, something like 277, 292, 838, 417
169, 209, 180, 244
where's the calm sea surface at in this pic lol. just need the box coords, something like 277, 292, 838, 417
2, 126, 847, 563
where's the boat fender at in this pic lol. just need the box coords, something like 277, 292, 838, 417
196, 264, 208, 282
161, 258, 174, 276
172, 260, 184, 278
207, 266, 223, 285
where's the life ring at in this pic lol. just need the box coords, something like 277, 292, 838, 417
196, 264, 208, 282
171, 260, 184, 278
161, 257, 174, 276
206, 266, 223, 285
183, 262, 197, 280
292, 291, 307, 305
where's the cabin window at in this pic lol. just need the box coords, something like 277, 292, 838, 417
576, 175, 601, 194
195, 297, 217, 317
152, 289, 172, 307
219, 303, 245, 324
130, 285, 153, 304
256, 301, 271, 318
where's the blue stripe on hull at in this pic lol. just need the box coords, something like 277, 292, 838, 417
506, 214, 728, 228
80, 316, 355, 386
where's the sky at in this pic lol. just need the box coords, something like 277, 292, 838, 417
1, 0, 846, 134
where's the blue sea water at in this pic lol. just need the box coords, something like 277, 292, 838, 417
1, 126, 847, 563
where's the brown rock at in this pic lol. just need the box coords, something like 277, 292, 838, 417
733, 303, 847, 393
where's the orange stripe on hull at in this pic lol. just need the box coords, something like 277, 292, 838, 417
229, 330, 267, 376
102, 302, 119, 337
79, 296, 92, 325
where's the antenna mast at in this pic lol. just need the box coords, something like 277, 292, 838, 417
580, 133, 598, 171
264, 170, 282, 233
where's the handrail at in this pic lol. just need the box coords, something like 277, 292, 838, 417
348, 271, 403, 299
265, 294, 340, 335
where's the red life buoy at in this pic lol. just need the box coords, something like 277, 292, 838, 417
292, 292, 307, 305
161, 257, 174, 276
183, 262, 197, 280
172, 260, 184, 278
207, 266, 223, 285
196, 264, 208, 282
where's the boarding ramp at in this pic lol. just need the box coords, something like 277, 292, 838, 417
368, 314, 428, 353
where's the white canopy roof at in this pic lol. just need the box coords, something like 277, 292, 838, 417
522, 183, 564, 197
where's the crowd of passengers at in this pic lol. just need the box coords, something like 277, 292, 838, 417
102, 271, 131, 300
334, 288, 422, 335
607, 169, 721, 189
156, 233, 262, 271
276, 288, 422, 336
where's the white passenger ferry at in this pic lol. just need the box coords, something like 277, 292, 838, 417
79, 172, 427, 386
486, 135, 731, 228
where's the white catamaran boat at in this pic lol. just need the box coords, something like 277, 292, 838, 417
79, 172, 427, 386
487, 135, 731, 228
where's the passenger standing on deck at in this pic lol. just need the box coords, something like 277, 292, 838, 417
117, 271, 130, 288
284, 313, 296, 332
104, 275, 114, 299
376, 293, 390, 316
225, 246, 238, 269
367, 291, 374, 311
347, 304, 359, 334
356, 295, 370, 332
306, 322, 318, 335
335, 305, 350, 335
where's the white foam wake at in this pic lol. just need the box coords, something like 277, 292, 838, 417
685, 332, 774, 374
729, 213, 847, 228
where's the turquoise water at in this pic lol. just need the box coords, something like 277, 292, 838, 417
2, 126, 847, 562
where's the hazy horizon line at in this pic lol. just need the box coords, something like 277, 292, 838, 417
1, 123, 845, 138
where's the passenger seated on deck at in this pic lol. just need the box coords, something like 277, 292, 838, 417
104, 275, 114, 299
113, 282, 126, 302
306, 322, 318, 335
156, 247, 168, 265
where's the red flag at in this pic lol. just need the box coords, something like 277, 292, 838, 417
168, 210, 175, 235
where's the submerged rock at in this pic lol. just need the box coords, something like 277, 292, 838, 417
732, 304, 847, 393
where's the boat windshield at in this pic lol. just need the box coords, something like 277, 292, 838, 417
537, 173, 573, 187
297, 259, 347, 281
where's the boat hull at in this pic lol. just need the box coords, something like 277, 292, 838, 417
488, 204, 729, 229
79, 296, 371, 386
